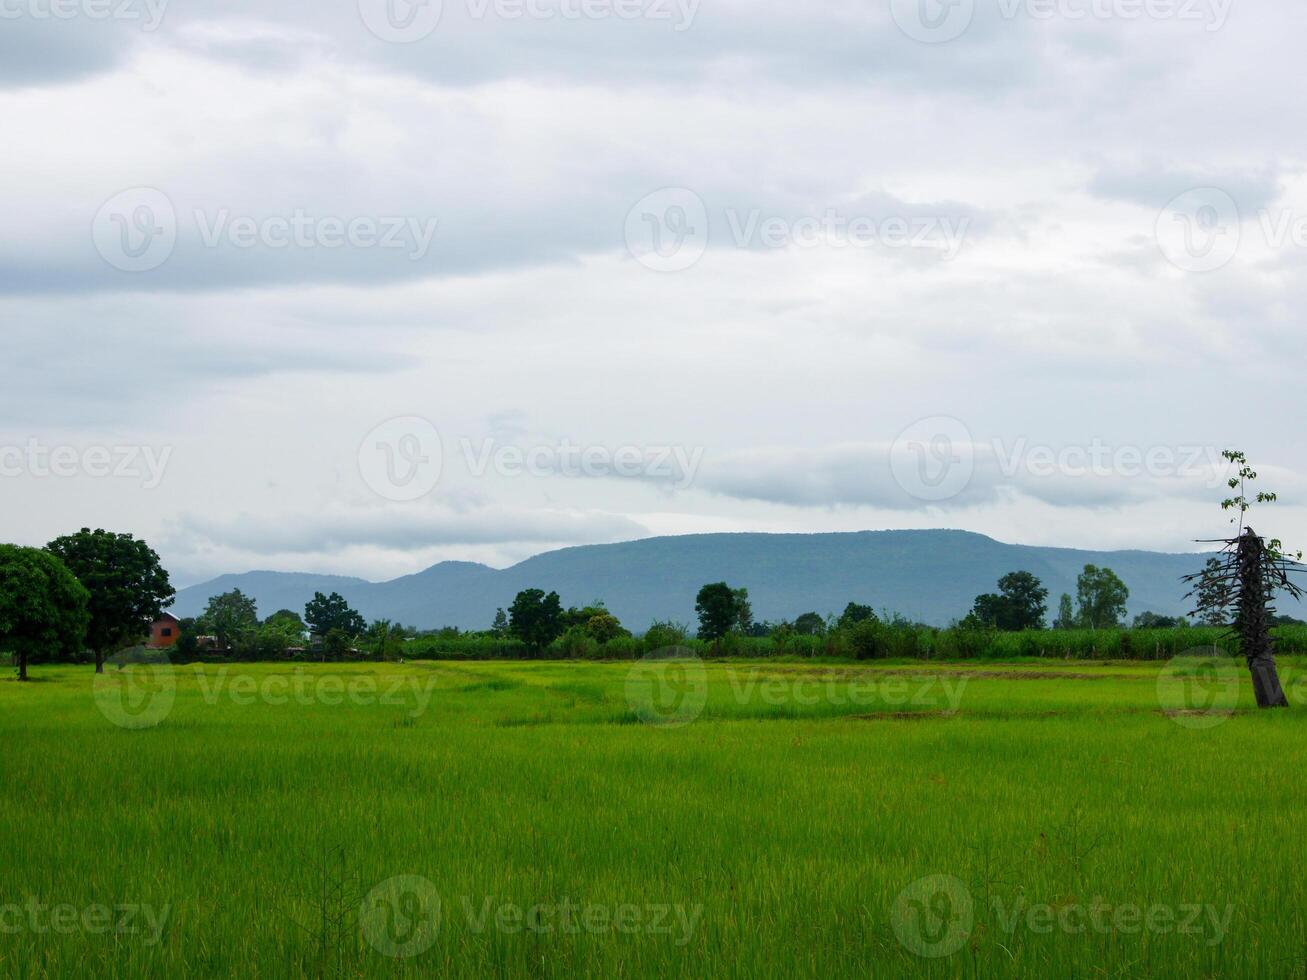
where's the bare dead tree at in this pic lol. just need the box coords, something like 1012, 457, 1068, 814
1184, 450, 1305, 708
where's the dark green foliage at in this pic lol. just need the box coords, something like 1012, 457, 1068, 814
199, 589, 260, 652
45, 528, 174, 672
1132, 611, 1186, 629
508, 589, 564, 650
970, 571, 1048, 631
0, 545, 90, 680
695, 583, 740, 641
304, 592, 366, 639
1075, 565, 1129, 629
837, 602, 876, 630
793, 612, 825, 635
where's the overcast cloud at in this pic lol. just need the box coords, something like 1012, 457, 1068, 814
1, 0, 1304, 586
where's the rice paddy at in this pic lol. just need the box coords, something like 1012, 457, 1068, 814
2, 656, 1306, 978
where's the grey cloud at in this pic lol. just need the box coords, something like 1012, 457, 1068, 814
174, 505, 648, 554
698, 442, 1237, 512
1087, 165, 1283, 215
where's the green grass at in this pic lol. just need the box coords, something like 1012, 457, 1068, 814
3, 658, 1307, 978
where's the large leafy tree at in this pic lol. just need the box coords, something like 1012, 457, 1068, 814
45, 528, 174, 673
793, 612, 826, 636
970, 571, 1048, 631
199, 589, 259, 653
695, 582, 740, 642
304, 592, 366, 639
508, 588, 564, 650
837, 602, 877, 630
0, 545, 90, 681
1075, 565, 1129, 630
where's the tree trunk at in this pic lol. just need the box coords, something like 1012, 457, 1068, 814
95, 648, 105, 674
1238, 530, 1289, 708
18, 651, 28, 681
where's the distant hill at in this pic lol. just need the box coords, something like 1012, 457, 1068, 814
172, 529, 1291, 630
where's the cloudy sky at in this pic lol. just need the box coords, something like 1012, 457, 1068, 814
2, 0, 1304, 586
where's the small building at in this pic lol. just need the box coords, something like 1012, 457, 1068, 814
147, 613, 181, 649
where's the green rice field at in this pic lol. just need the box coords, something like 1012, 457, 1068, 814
3, 656, 1306, 978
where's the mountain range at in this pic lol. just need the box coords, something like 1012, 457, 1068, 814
172, 529, 1289, 630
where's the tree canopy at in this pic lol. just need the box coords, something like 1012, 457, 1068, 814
304, 591, 366, 639
508, 589, 564, 649
45, 528, 174, 672
0, 545, 90, 680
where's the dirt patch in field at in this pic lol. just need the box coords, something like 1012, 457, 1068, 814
740, 666, 1135, 682
849, 710, 960, 722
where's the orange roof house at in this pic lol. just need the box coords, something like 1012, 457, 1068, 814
147, 613, 181, 649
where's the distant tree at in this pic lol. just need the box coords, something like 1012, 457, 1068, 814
365, 619, 402, 661
732, 588, 754, 634
970, 571, 1048, 631
695, 583, 739, 642
1132, 611, 1186, 629
200, 589, 259, 653
793, 612, 825, 636
1192, 557, 1230, 627
0, 545, 90, 681
265, 609, 306, 632
1053, 593, 1076, 630
1075, 565, 1129, 629
559, 601, 609, 631
174, 617, 199, 660
304, 592, 366, 639
837, 602, 877, 630
490, 608, 509, 636
321, 628, 353, 661
508, 589, 564, 649
45, 528, 174, 673
1269, 613, 1306, 627
643, 620, 690, 650
583, 613, 625, 644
